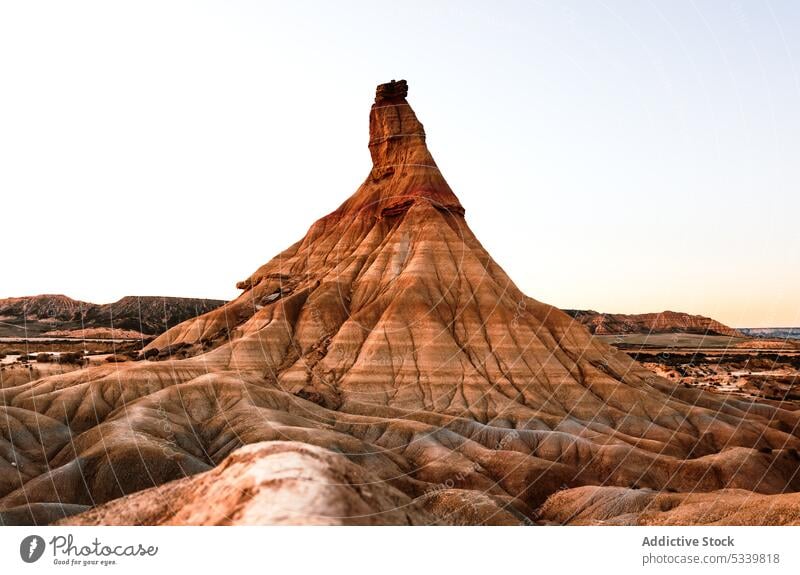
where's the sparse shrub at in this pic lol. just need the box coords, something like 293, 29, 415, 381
36, 353, 52, 363
59, 352, 84, 365
142, 348, 159, 360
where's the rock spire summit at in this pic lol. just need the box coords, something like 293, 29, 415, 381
327, 80, 464, 219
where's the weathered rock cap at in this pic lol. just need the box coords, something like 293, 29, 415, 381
375, 79, 408, 103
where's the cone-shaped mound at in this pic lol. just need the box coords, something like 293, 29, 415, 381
2, 81, 799, 525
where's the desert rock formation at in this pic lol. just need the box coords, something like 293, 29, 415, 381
2, 81, 799, 526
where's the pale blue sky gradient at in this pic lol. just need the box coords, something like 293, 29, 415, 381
1, 1, 798, 327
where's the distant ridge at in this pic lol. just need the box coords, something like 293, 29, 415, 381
739, 327, 800, 340
563, 309, 745, 338
0, 294, 226, 338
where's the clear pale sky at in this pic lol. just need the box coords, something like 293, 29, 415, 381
1, 1, 798, 327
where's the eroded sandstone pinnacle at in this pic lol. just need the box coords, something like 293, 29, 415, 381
4, 80, 800, 527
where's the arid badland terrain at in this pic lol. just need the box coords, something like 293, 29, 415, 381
1, 80, 799, 526
0, 295, 226, 388
0, 294, 225, 340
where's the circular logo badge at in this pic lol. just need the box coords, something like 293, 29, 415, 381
20, 535, 46, 563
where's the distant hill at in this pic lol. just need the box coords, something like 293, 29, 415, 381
739, 327, 800, 341
562, 309, 745, 338
0, 294, 226, 338
0, 294, 92, 323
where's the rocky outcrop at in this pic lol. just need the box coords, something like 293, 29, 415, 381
60, 441, 528, 526
564, 309, 745, 337
375, 78, 408, 101
2, 81, 799, 525
60, 442, 438, 526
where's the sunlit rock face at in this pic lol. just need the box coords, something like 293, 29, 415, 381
3, 81, 800, 526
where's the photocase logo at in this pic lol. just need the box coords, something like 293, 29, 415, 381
19, 535, 46, 563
